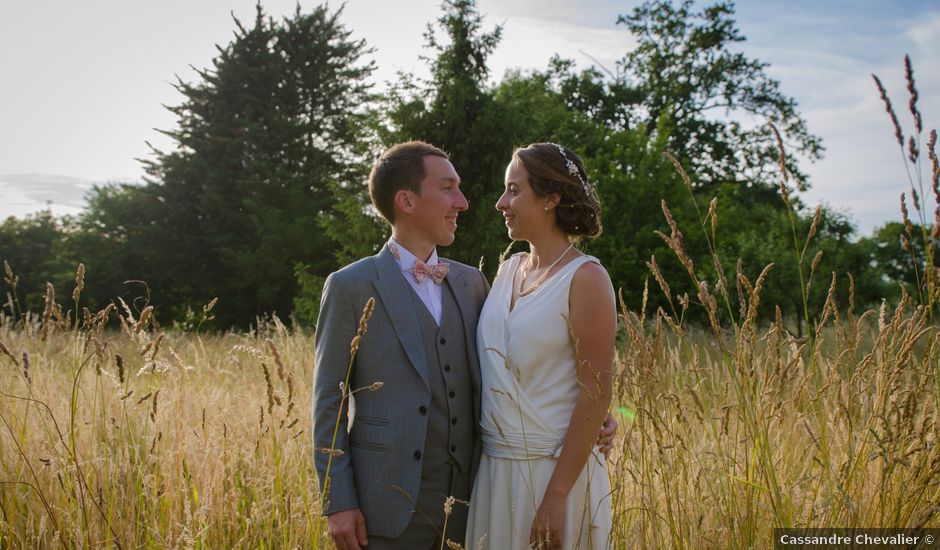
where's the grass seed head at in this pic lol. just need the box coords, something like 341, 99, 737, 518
647, 255, 672, 307
150, 390, 159, 422
262, 362, 275, 414
904, 54, 922, 134
909, 136, 920, 165
872, 73, 904, 147
663, 151, 693, 190
444, 495, 455, 517
0, 339, 17, 366
769, 122, 789, 184
72, 263, 85, 302
2, 260, 17, 289
136, 306, 153, 334
811, 250, 824, 273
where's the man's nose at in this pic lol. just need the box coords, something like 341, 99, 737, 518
455, 189, 469, 211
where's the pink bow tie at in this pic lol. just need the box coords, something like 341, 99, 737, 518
412, 261, 448, 284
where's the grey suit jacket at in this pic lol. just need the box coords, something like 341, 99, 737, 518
312, 246, 489, 537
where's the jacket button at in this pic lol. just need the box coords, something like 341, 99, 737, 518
414, 450, 422, 460
440, 337, 446, 345
449, 390, 456, 398
419, 406, 427, 415
444, 365, 451, 372
451, 417, 457, 425
450, 445, 457, 452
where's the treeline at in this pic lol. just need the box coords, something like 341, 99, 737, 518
0, 0, 927, 330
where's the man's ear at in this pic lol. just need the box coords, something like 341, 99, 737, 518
394, 190, 415, 214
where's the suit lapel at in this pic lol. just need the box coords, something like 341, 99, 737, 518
372, 247, 430, 391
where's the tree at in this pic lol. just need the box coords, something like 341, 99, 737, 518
859, 222, 935, 304
370, 0, 513, 274
0, 212, 74, 318
67, 184, 168, 318
554, 0, 823, 193
129, 3, 374, 327
489, 70, 692, 309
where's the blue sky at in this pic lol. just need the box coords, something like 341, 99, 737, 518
1, 0, 937, 234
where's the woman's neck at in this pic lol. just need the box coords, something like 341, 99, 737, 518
527, 234, 572, 270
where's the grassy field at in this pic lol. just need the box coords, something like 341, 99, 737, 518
1, 271, 938, 548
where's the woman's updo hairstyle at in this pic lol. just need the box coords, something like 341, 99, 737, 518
513, 143, 602, 239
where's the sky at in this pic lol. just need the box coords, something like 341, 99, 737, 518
1, 0, 938, 234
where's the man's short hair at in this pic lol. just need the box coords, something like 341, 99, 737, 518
368, 141, 449, 223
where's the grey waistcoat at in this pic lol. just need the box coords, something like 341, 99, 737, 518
410, 281, 475, 475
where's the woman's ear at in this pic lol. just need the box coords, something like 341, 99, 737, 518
545, 192, 562, 210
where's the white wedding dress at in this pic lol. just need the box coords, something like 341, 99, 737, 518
466, 253, 613, 549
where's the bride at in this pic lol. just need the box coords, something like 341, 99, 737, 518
466, 143, 615, 549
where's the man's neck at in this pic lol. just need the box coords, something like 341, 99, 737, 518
390, 229, 436, 262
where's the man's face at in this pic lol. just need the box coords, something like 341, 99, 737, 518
410, 156, 468, 246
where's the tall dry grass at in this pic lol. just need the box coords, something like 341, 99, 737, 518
600, 56, 940, 547
2, 260, 938, 548
0, 292, 325, 548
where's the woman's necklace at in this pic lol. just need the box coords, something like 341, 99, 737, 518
518, 244, 574, 297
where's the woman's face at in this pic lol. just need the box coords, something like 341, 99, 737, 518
496, 157, 555, 241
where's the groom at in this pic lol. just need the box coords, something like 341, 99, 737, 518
313, 141, 614, 549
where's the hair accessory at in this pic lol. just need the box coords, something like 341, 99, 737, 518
556, 145, 592, 196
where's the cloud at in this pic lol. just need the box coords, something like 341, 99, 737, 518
0, 174, 96, 218
487, 16, 636, 81
905, 11, 940, 46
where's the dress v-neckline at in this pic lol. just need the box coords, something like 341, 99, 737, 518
507, 253, 583, 315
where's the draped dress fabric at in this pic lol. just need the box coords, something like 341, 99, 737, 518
466, 253, 613, 549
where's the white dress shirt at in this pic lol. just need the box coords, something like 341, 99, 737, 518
388, 238, 444, 326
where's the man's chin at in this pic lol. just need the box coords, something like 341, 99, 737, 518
437, 233, 457, 247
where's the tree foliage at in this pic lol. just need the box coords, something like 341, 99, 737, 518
555, 0, 824, 193
372, 0, 513, 273
103, 3, 373, 327
2, 0, 918, 329
0, 212, 74, 317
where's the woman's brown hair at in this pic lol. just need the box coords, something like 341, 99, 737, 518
513, 143, 602, 239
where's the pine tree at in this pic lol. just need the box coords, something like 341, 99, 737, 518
378, 0, 511, 273
135, 3, 373, 327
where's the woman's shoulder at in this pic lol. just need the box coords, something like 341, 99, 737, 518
495, 252, 526, 275
569, 256, 613, 295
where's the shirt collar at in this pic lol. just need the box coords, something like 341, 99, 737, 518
388, 238, 439, 271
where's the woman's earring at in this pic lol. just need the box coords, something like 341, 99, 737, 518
543, 205, 549, 211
